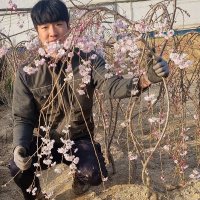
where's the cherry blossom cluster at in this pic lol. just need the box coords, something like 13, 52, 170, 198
153, 18, 174, 39
26, 186, 38, 196
23, 66, 39, 75
170, 52, 193, 69
135, 20, 151, 34
77, 60, 92, 95
57, 138, 79, 174
25, 37, 40, 51
76, 36, 96, 53
128, 151, 138, 161
112, 20, 141, 76
113, 36, 140, 75
8, 0, 17, 11
189, 169, 200, 180
135, 18, 174, 40
39, 137, 56, 167
26, 186, 55, 199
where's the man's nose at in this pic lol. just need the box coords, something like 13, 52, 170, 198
49, 25, 58, 38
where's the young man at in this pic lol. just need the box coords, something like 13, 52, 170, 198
9, 0, 169, 199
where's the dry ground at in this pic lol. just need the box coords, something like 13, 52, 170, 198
1, 103, 200, 200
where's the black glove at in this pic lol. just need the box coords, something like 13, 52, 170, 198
147, 55, 169, 83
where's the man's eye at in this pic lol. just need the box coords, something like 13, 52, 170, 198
42, 26, 48, 29
57, 23, 63, 26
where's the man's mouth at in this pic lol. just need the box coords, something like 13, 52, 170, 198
48, 40, 58, 43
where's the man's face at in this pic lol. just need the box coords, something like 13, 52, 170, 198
37, 21, 69, 45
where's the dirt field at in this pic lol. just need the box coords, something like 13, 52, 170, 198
1, 101, 200, 200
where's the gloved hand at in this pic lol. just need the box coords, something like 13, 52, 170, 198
147, 55, 169, 83
14, 146, 32, 171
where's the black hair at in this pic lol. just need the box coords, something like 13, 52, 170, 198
31, 0, 69, 29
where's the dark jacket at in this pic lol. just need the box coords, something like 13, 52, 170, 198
12, 50, 141, 150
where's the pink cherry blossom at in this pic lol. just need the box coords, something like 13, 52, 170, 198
23, 66, 38, 75
65, 64, 72, 73
26, 187, 32, 193
63, 35, 74, 50
189, 174, 196, 179
49, 63, 57, 68
43, 159, 52, 166
105, 64, 112, 70
73, 157, 79, 164
135, 20, 150, 33
33, 163, 40, 167
40, 126, 50, 132
0, 46, 8, 58
167, 29, 175, 37
64, 72, 73, 82
163, 145, 170, 151
64, 154, 75, 162
60, 138, 75, 150
68, 52, 74, 58
35, 173, 41, 177
54, 168, 63, 174
34, 58, 46, 67
131, 89, 139, 96
51, 162, 56, 167
114, 19, 127, 30
128, 152, 138, 161
148, 117, 160, 124
170, 52, 193, 69
57, 48, 66, 58
76, 36, 96, 53
38, 48, 46, 56
90, 54, 97, 60
180, 151, 187, 156
104, 73, 113, 79
57, 147, 67, 154
45, 41, 63, 56
82, 75, 91, 84
25, 38, 40, 51
8, 0, 17, 11
144, 94, 157, 105
160, 176, 165, 181
102, 177, 108, 182
77, 89, 85, 95
32, 187, 37, 196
